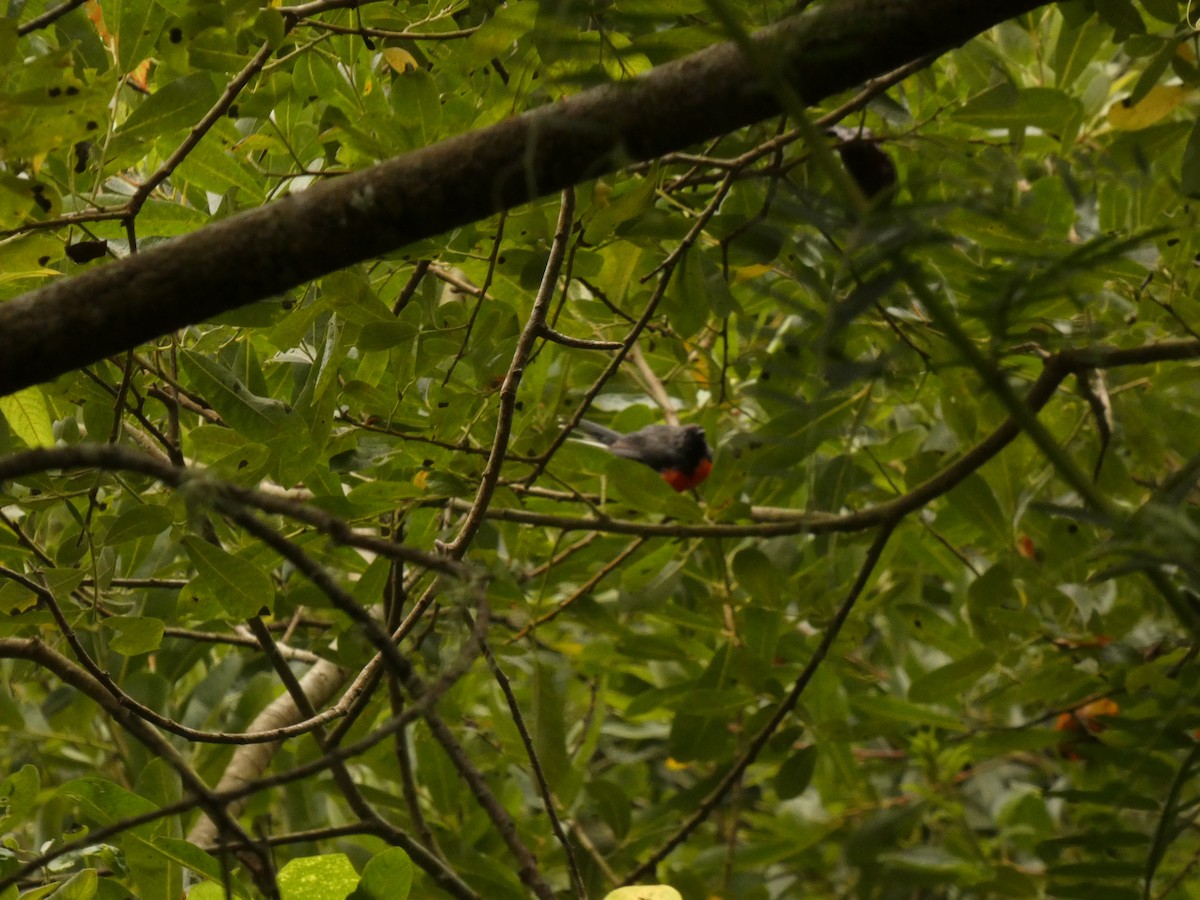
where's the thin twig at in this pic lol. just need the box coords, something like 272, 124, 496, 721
625, 517, 901, 882
0, 636, 271, 885
444, 213, 507, 385
388, 675, 443, 856
448, 339, 1200, 538
393, 259, 432, 316
509, 537, 647, 642
629, 343, 678, 425
538, 327, 623, 350
527, 173, 738, 485
128, 40, 276, 217
479, 634, 588, 898
441, 190, 575, 556
16, 0, 86, 35
220, 506, 558, 895
0, 631, 485, 898
0, 442, 469, 577
0, 564, 347, 744
302, 20, 478, 40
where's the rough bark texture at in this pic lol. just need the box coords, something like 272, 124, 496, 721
0, 0, 1048, 395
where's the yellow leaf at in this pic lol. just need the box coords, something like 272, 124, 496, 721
382, 47, 418, 75
604, 887, 683, 900
1108, 84, 1192, 131
732, 263, 773, 284
0, 387, 54, 447
129, 59, 152, 92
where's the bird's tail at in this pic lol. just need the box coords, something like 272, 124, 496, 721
575, 419, 622, 446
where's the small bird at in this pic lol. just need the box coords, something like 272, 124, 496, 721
828, 125, 897, 200
576, 419, 714, 492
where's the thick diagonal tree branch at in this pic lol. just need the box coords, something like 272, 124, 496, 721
0, 0, 1048, 396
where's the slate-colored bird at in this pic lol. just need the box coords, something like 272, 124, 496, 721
576, 420, 714, 492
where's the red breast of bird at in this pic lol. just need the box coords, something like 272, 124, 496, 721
575, 420, 713, 492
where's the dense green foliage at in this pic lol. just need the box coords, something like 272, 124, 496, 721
3, 0, 1200, 897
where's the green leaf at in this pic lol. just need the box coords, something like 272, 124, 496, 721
0, 580, 37, 615
0, 231, 58, 283
1042, 884, 1139, 900
583, 173, 658, 245
38, 569, 86, 602
0, 765, 39, 832
954, 84, 1082, 135
180, 349, 295, 442
0, 60, 107, 159
277, 854, 359, 900
942, 474, 1010, 545
850, 695, 967, 732
103, 616, 165, 656
189, 29, 252, 73
1053, 13, 1108, 88
183, 536, 274, 618
111, 73, 219, 152
1047, 860, 1144, 878
185, 425, 272, 484
150, 836, 241, 891
662, 687, 752, 714
60, 778, 157, 825
732, 546, 783, 607
0, 175, 38, 231
587, 779, 632, 840
668, 712, 733, 763
1180, 118, 1200, 198
467, 2, 537, 56
775, 745, 818, 800
176, 139, 266, 202
532, 664, 571, 792
115, 0, 167, 74
387, 70, 443, 153
349, 848, 412, 900
101, 504, 175, 545
877, 847, 990, 883
909, 650, 995, 704
44, 869, 97, 899
1093, 0, 1146, 35
0, 18, 15, 66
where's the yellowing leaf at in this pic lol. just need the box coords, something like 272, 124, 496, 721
0, 387, 54, 447
382, 48, 419, 75
604, 887, 683, 900
278, 854, 360, 899
128, 59, 152, 92
86, 0, 112, 45
732, 263, 773, 284
1108, 84, 1192, 130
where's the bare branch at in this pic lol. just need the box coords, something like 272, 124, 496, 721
16, 0, 87, 35
0, 0, 1050, 396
